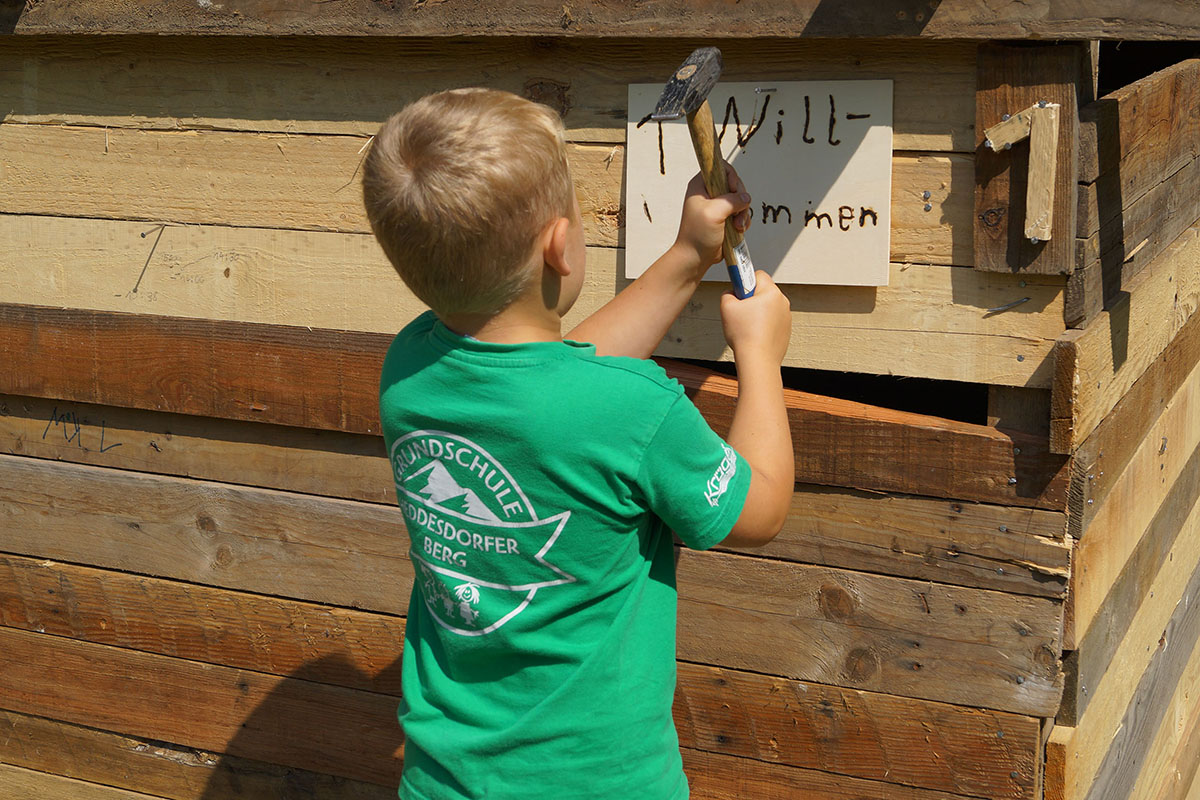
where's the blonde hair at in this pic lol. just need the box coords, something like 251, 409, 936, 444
362, 88, 575, 316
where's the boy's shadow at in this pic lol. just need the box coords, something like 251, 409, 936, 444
199, 654, 405, 800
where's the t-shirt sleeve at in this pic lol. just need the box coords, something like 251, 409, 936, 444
635, 393, 752, 551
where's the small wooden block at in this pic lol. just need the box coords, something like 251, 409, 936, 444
1026, 104, 1061, 241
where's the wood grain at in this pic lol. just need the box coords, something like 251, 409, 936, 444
0, 396, 1069, 597
10, 0, 1200, 39
1068, 356, 1200, 647
0, 763, 164, 800
0, 709, 390, 800
0, 455, 1064, 714
1063, 441, 1200, 724
1070, 154, 1200, 327
1051, 225, 1200, 454
0, 556, 1043, 798
0, 305, 1071, 508
0, 214, 1063, 386
0, 36, 977, 151
0, 122, 968, 260
1065, 556, 1200, 800
0, 626, 405, 787
974, 44, 1081, 275
1068, 300, 1200, 538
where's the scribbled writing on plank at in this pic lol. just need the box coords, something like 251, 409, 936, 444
638, 93, 873, 176
761, 203, 879, 231
43, 406, 123, 453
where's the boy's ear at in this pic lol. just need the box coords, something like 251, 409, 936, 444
542, 216, 573, 277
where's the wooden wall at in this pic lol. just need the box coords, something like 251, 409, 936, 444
0, 23, 1198, 800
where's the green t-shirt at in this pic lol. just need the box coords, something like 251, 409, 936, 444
379, 312, 751, 800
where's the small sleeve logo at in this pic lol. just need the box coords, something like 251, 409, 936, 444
705, 444, 738, 507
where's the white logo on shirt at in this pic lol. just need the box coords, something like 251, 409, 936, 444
391, 430, 575, 637
705, 444, 737, 507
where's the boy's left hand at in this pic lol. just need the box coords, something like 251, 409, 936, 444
672, 165, 753, 274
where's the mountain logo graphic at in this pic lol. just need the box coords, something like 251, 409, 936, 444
391, 430, 575, 636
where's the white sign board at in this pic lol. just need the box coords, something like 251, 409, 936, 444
626, 80, 893, 286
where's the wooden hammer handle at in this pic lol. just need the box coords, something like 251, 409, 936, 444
686, 100, 744, 266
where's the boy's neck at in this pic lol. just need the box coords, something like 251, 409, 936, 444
438, 296, 563, 345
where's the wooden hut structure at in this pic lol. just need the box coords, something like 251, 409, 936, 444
2, 3, 1200, 798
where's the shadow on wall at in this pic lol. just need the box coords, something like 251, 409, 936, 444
0, 0, 21, 33
199, 654, 405, 800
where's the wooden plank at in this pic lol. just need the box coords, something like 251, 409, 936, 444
0, 36, 977, 151
10, 0, 1200, 39
0, 707, 1001, 800
0, 306, 1072, 508
667, 360, 1071, 511
1068, 355, 1200, 646
987, 385, 1051, 436
1131, 669, 1200, 800
0, 455, 1064, 714
0, 397, 1070, 597
975, 44, 1081, 275
728, 484, 1069, 598
1069, 299, 1200, 539
0, 123, 967, 262
1146, 696, 1200, 800
1068, 59, 1200, 326
0, 556, 1043, 799
0, 763, 164, 800
0, 213, 1060, 386
0, 709, 389, 800
0, 554, 407, 695
1051, 225, 1200, 454
1044, 724, 1073, 800
1066, 555, 1200, 800
0, 394, 396, 504
1069, 153, 1200, 326
675, 548, 1064, 716
0, 453, 414, 614
680, 748, 980, 800
1076, 60, 1200, 190
1063, 439, 1200, 724
0, 626, 404, 787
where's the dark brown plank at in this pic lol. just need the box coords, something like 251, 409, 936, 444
974, 43, 1082, 275
0, 709, 390, 800
0, 304, 1070, 509
668, 360, 1070, 511
0, 626, 404, 787
10, 0, 1200, 39
0, 555, 1042, 798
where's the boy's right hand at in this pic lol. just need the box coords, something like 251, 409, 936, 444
720, 271, 792, 366
672, 168, 753, 275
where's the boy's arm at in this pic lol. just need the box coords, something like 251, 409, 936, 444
565, 170, 751, 359
716, 272, 795, 547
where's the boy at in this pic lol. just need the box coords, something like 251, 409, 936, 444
363, 88, 793, 800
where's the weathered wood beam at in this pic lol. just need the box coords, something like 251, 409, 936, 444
0, 556, 1043, 798
0, 36, 978, 151
8, 0, 1200, 40
1068, 60, 1200, 327
1051, 225, 1200, 455
0, 304, 1070, 508
0, 455, 1064, 714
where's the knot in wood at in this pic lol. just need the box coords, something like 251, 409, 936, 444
818, 583, 855, 621
980, 207, 1006, 229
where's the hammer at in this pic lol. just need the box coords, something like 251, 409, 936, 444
652, 47, 756, 299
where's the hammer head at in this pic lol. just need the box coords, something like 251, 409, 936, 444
651, 47, 724, 121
